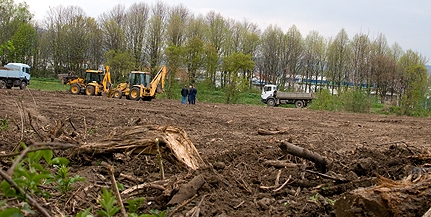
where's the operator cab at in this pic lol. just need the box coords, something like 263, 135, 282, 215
85, 70, 104, 84
129, 71, 151, 87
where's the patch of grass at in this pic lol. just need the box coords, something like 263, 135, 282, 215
29, 77, 69, 92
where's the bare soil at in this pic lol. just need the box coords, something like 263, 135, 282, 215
0, 89, 430, 217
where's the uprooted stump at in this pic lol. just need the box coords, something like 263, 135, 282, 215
334, 172, 431, 217
78, 125, 206, 170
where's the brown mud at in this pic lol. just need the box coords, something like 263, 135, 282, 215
0, 89, 430, 217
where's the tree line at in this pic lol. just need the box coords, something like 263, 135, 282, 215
0, 0, 430, 113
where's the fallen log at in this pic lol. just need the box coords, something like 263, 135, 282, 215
258, 128, 289, 135
262, 160, 300, 169
277, 140, 328, 173
167, 175, 205, 206
78, 125, 205, 170
334, 173, 431, 217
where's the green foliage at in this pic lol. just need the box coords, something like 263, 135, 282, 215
165, 44, 185, 99
0, 207, 24, 217
0, 118, 8, 131
126, 197, 145, 214
96, 188, 120, 217
105, 49, 136, 84
75, 207, 93, 217
86, 127, 97, 135
0, 200, 24, 217
339, 89, 372, 113
28, 77, 69, 91
0, 144, 72, 215
140, 209, 166, 217
310, 89, 373, 113
0, 147, 65, 199
400, 65, 429, 116
309, 193, 319, 201
222, 52, 255, 104
309, 89, 341, 111
327, 198, 336, 205
184, 37, 205, 84
9, 23, 37, 63
55, 164, 85, 195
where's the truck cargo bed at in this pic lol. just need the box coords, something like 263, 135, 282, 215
275, 91, 315, 99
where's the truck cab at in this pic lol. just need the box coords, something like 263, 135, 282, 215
0, 63, 31, 89
261, 84, 277, 104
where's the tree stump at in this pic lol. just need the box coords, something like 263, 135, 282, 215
78, 125, 206, 170
334, 173, 431, 217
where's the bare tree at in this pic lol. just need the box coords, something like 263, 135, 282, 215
99, 4, 127, 53
326, 28, 351, 93
258, 25, 284, 86
350, 32, 371, 91
281, 25, 303, 91
166, 4, 190, 47
42, 5, 90, 74
146, 1, 168, 74
125, 2, 150, 69
302, 31, 326, 93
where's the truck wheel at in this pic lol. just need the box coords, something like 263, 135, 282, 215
267, 99, 276, 107
113, 90, 123, 99
129, 87, 140, 101
85, 85, 95, 95
70, 84, 81, 94
0, 80, 6, 89
295, 100, 304, 108
19, 81, 27, 90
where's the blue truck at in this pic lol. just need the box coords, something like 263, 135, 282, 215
0, 63, 31, 89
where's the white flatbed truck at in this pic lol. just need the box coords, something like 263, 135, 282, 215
261, 84, 315, 108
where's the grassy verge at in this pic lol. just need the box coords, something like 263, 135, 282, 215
29, 77, 69, 92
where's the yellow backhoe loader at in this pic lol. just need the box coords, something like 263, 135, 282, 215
112, 66, 166, 101
64, 66, 112, 96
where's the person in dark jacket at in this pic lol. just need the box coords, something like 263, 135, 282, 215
181, 85, 188, 104
191, 86, 197, 104
188, 85, 193, 104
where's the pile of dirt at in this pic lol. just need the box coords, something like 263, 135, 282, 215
0, 89, 430, 217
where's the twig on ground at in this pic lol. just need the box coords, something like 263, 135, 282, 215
0, 143, 77, 159
28, 111, 45, 141
260, 170, 282, 190
101, 162, 127, 217
305, 170, 347, 182
186, 194, 208, 217
273, 175, 292, 192
155, 138, 165, 180
68, 117, 77, 131
121, 181, 167, 196
14, 101, 24, 141
166, 194, 198, 217
234, 201, 245, 209
26, 88, 37, 107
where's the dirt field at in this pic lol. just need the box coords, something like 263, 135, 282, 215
1, 89, 431, 217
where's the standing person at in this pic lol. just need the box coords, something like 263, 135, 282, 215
191, 85, 197, 104
188, 85, 193, 104
181, 85, 188, 104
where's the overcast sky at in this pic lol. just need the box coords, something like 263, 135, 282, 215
17, 0, 431, 63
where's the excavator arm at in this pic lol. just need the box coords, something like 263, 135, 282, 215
102, 66, 112, 92
149, 66, 166, 96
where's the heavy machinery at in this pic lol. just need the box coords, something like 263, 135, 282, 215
261, 84, 315, 108
0, 63, 31, 89
112, 66, 166, 101
64, 66, 112, 96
